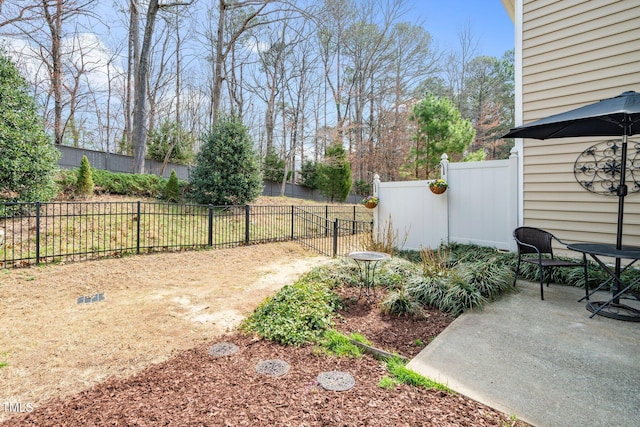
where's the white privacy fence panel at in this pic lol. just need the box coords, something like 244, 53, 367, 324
447, 154, 518, 250
374, 150, 518, 252
375, 180, 448, 251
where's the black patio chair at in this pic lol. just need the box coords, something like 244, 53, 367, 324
513, 227, 585, 300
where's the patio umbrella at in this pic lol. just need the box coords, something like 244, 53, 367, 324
504, 90, 640, 248
503, 90, 640, 304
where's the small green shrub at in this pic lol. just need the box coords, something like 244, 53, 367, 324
92, 170, 165, 198
55, 169, 78, 196
163, 170, 182, 202
241, 281, 340, 346
75, 155, 94, 198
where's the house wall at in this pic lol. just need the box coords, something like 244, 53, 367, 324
519, 0, 640, 253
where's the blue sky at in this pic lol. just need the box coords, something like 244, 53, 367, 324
406, 0, 514, 58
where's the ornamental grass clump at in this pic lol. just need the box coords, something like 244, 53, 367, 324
404, 244, 516, 316
380, 288, 424, 317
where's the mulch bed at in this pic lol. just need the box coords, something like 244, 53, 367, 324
3, 286, 527, 426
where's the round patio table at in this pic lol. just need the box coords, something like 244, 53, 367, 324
567, 242, 640, 322
348, 251, 391, 299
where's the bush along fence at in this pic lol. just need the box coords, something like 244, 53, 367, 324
0, 201, 373, 268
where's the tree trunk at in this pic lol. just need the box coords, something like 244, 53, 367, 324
132, 0, 160, 174
42, 0, 64, 144
211, 0, 225, 126
126, 0, 140, 154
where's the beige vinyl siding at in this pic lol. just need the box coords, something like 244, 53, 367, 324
520, 0, 640, 252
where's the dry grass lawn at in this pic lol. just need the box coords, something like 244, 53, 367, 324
0, 241, 328, 421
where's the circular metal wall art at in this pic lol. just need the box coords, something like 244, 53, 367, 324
255, 359, 290, 377
317, 371, 355, 391
208, 342, 240, 358
574, 139, 640, 195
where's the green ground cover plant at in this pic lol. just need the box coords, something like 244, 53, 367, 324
241, 278, 341, 346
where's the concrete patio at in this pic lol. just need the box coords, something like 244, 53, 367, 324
407, 280, 640, 427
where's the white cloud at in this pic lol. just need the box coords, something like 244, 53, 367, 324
4, 32, 126, 93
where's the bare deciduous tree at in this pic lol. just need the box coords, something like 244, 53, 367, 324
131, 0, 191, 174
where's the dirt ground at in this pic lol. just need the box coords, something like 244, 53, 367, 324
0, 241, 328, 422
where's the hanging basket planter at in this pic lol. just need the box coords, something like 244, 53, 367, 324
362, 196, 379, 209
429, 179, 448, 195
364, 200, 378, 209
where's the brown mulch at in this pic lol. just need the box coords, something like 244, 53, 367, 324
2, 285, 527, 427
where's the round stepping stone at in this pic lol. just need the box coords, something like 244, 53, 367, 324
317, 371, 355, 391
255, 359, 290, 377
208, 342, 239, 357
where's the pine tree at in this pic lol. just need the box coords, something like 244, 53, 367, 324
75, 155, 94, 198
317, 143, 352, 202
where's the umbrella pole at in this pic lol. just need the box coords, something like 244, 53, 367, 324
614, 131, 629, 303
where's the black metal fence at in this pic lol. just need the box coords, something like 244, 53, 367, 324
0, 201, 373, 268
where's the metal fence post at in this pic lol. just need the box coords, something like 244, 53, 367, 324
35, 202, 41, 265
136, 201, 141, 254
208, 205, 213, 246
245, 205, 250, 244
291, 206, 295, 240
352, 205, 356, 235
332, 218, 338, 257
325, 206, 329, 237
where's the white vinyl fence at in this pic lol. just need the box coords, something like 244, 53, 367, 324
374, 149, 519, 251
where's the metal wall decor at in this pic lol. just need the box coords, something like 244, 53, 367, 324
573, 139, 640, 195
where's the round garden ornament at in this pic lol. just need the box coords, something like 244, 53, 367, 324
429, 179, 448, 194
362, 195, 379, 208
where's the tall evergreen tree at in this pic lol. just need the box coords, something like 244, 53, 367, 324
189, 116, 262, 205
317, 142, 352, 202
405, 93, 475, 179
0, 50, 60, 203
